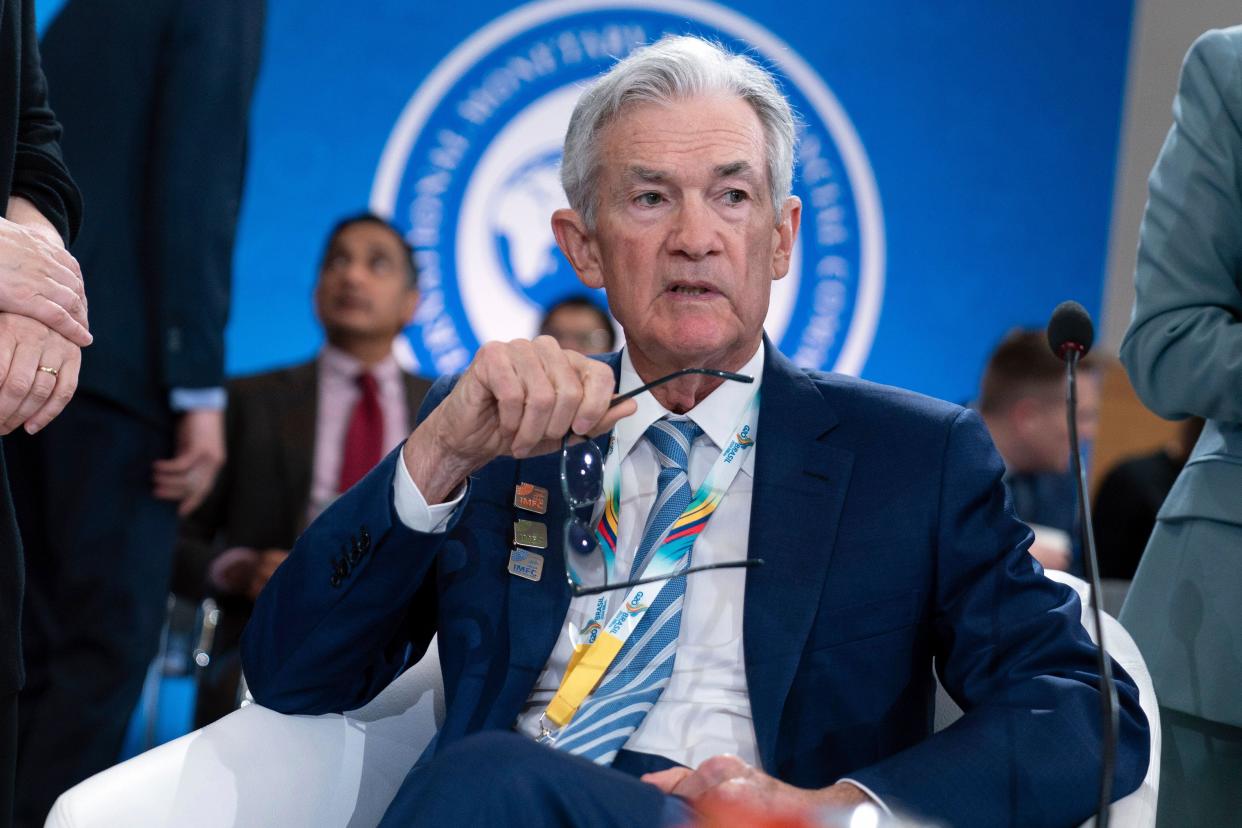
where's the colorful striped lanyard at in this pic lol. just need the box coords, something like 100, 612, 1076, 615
540, 390, 760, 733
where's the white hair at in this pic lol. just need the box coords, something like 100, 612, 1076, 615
561, 35, 797, 228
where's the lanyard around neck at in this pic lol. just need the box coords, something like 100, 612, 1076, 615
539, 390, 760, 734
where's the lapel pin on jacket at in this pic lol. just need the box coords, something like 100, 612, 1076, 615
514, 482, 549, 514
508, 548, 545, 581
513, 518, 548, 549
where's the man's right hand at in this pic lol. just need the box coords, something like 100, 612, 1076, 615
402, 336, 635, 504
208, 547, 289, 601
0, 215, 91, 347
1028, 523, 1072, 571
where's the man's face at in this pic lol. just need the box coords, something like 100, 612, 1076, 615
542, 305, 613, 354
314, 222, 418, 341
554, 95, 800, 372
1020, 372, 1100, 473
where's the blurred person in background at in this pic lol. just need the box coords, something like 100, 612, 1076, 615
174, 213, 431, 728
977, 328, 1099, 574
1117, 27, 1242, 827
0, 2, 86, 825
1092, 416, 1204, 580
538, 294, 616, 354
1, 2, 264, 823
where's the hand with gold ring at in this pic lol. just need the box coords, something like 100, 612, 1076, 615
0, 206, 91, 347
0, 312, 81, 435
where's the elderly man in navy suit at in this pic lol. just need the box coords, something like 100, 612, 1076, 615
244, 35, 1148, 827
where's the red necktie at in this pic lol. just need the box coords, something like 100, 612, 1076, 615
338, 372, 384, 492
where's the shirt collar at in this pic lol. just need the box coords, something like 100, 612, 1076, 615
320, 344, 402, 385
612, 341, 765, 469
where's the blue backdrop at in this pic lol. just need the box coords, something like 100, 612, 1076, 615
41, 0, 1135, 406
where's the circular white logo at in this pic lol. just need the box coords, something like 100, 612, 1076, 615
372, 0, 884, 375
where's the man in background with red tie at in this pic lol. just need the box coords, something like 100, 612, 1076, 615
174, 212, 431, 727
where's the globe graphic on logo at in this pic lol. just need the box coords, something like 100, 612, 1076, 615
488, 149, 601, 309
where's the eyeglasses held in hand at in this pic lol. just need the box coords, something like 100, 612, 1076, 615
560, 368, 763, 597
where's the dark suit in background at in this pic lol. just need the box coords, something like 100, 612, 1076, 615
1092, 450, 1182, 580
0, 3, 82, 825
175, 359, 431, 727
2, 2, 264, 823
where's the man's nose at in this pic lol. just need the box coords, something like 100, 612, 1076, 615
668, 197, 722, 260
343, 259, 370, 283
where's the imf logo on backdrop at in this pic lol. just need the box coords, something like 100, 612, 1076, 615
371, 0, 885, 376
491, 149, 582, 310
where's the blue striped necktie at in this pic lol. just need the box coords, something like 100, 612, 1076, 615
555, 416, 703, 764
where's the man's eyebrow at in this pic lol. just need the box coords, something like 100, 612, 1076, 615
625, 165, 667, 183
715, 160, 757, 180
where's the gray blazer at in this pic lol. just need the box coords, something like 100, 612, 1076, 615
1119, 26, 1242, 728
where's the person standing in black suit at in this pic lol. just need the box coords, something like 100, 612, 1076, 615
2, 2, 264, 824
0, 3, 88, 827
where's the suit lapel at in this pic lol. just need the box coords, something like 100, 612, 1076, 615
745, 345, 854, 772
496, 353, 622, 718
502, 451, 573, 672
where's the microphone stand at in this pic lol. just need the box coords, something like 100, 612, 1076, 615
1064, 348, 1119, 828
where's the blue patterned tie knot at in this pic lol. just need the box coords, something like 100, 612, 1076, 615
645, 416, 702, 475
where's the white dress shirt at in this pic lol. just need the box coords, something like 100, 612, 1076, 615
308, 346, 411, 525
513, 345, 763, 767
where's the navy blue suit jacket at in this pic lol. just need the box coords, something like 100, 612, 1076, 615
243, 346, 1148, 827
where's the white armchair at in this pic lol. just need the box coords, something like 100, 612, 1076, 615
47, 574, 1159, 827
1044, 570, 1161, 827
45, 638, 445, 828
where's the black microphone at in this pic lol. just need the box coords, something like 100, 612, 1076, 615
1048, 300, 1095, 360
1046, 301, 1118, 828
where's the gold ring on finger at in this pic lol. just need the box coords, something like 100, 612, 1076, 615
37, 365, 59, 377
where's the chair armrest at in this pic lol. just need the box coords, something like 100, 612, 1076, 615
1043, 571, 1161, 828
47, 641, 445, 827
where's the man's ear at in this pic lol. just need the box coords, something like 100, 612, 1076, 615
771, 196, 802, 281
400, 289, 419, 327
552, 208, 604, 289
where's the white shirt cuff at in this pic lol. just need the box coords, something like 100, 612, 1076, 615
836, 778, 892, 818
169, 386, 227, 411
392, 451, 465, 532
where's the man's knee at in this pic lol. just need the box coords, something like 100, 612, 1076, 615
435, 730, 543, 780
387, 732, 563, 825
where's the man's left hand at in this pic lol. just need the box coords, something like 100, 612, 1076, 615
0, 312, 81, 435
153, 408, 225, 515
642, 755, 869, 817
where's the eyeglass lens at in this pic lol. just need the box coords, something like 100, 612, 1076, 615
561, 438, 603, 506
